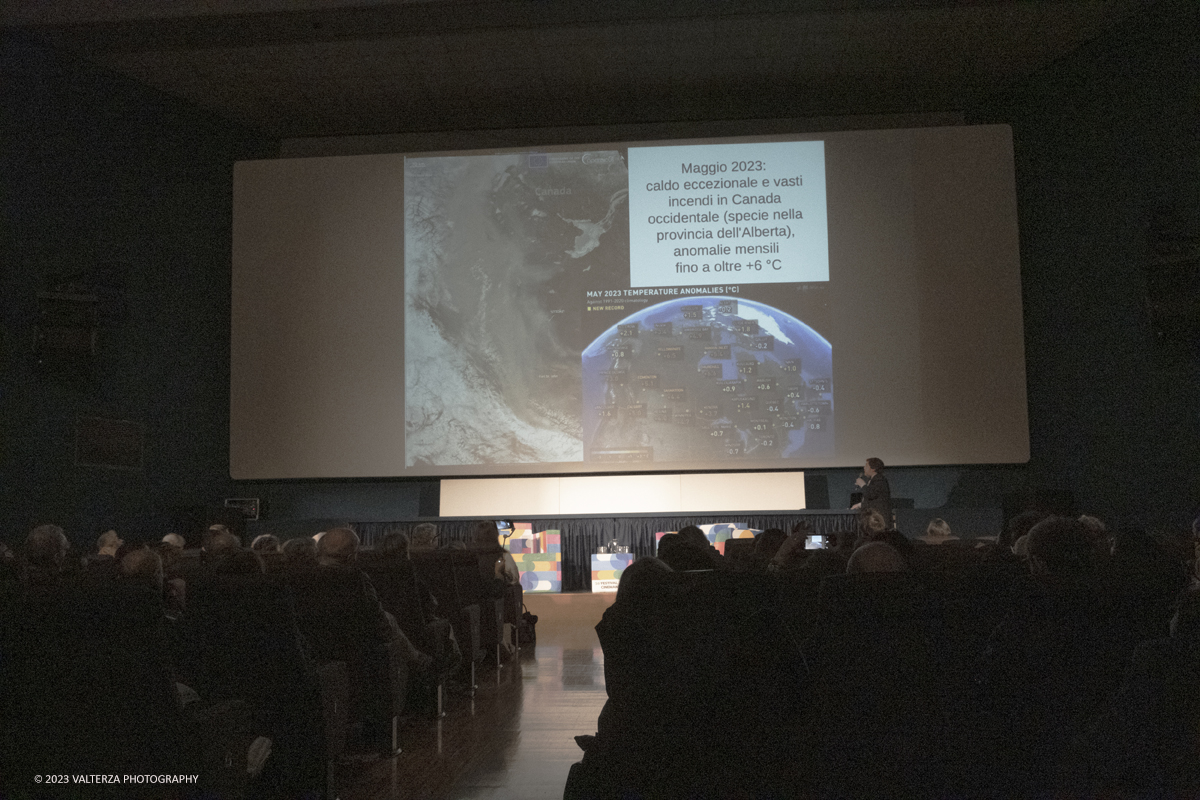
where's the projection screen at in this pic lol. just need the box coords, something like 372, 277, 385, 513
231, 125, 1027, 480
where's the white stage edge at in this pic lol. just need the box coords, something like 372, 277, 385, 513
440, 472, 806, 517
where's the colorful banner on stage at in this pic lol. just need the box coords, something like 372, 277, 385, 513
501, 523, 562, 593
655, 524, 761, 555
591, 552, 636, 592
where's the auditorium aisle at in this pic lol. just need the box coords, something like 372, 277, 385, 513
340, 592, 614, 800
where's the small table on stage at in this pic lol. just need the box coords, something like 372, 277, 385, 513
591, 552, 635, 593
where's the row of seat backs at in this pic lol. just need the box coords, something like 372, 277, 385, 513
409, 550, 504, 647
180, 564, 407, 726
356, 554, 430, 644
600, 568, 1029, 720
0, 583, 189, 782
269, 567, 407, 722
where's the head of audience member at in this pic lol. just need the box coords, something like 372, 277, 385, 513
317, 527, 360, 566
161, 533, 185, 549
1012, 533, 1032, 558
120, 547, 164, 592
856, 509, 888, 538
1078, 514, 1107, 539
926, 518, 952, 539
25, 524, 70, 572
410, 522, 438, 551
467, 520, 502, 551
378, 531, 411, 560
656, 533, 680, 557
1000, 509, 1048, 551
202, 524, 241, 554
1077, 513, 1112, 557
1026, 516, 1097, 579
847, 541, 909, 574
675, 525, 711, 551
614, 556, 672, 609
96, 529, 124, 557
657, 530, 716, 571
202, 524, 228, 549
205, 530, 242, 560
870, 529, 915, 565
155, 540, 182, 574
281, 535, 318, 567
755, 528, 788, 560
215, 549, 266, 576
250, 534, 281, 554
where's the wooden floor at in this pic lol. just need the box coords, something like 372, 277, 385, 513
340, 592, 616, 800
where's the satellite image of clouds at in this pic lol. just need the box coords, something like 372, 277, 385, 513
404, 151, 629, 467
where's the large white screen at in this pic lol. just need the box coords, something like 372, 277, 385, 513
231, 125, 1027, 480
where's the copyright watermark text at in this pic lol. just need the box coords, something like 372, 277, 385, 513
35, 774, 199, 785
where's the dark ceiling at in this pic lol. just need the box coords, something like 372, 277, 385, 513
3, 0, 1143, 140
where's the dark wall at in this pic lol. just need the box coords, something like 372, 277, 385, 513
971, 0, 1199, 527
0, 34, 278, 546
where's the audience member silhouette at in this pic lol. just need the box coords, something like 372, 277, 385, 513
657, 525, 722, 572
410, 522, 438, 552
846, 541, 909, 573
749, 528, 787, 572
920, 517, 958, 544
317, 527, 432, 669
22, 524, 75, 589
1082, 587, 1200, 797
466, 520, 520, 585
979, 515, 1126, 795
250, 534, 281, 554
280, 535, 318, 567
119, 547, 165, 592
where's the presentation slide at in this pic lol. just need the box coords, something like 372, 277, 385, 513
231, 125, 1028, 480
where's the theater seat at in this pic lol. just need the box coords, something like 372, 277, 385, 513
275, 567, 408, 754
186, 573, 347, 797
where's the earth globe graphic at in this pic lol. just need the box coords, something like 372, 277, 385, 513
581, 296, 833, 465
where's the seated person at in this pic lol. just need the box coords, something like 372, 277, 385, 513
250, 534, 282, 554
854, 509, 888, 548
317, 527, 432, 670
919, 518, 959, 545
82, 529, 124, 581
466, 520, 520, 586
161, 533, 186, 549
1082, 587, 1200, 797
657, 525, 723, 572
280, 536, 318, 568
847, 541, 909, 574
120, 547, 165, 592
22, 524, 76, 589
410, 522, 439, 553
376, 532, 462, 678
755, 528, 788, 561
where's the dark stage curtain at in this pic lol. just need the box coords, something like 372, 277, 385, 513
355, 511, 856, 592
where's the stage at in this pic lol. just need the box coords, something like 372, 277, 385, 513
354, 509, 858, 592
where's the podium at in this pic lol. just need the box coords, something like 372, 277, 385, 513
590, 553, 635, 592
